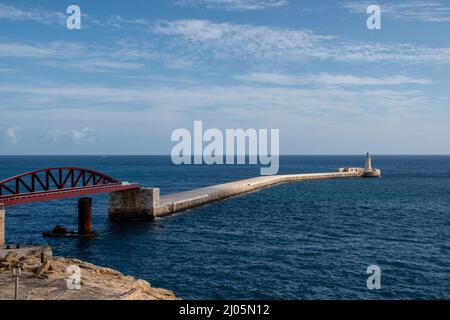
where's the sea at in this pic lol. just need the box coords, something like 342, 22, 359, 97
0, 155, 449, 299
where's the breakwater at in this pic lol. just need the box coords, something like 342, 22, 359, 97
109, 171, 369, 220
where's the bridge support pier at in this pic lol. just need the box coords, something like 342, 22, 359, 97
78, 198, 93, 235
0, 204, 4, 246
108, 188, 160, 220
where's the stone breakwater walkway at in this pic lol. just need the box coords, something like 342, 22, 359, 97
155, 172, 361, 217
109, 170, 376, 220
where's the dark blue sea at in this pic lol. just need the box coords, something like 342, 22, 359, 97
1, 156, 449, 299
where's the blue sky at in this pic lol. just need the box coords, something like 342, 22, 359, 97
0, 0, 449, 155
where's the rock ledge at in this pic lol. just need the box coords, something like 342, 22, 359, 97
0, 246, 178, 300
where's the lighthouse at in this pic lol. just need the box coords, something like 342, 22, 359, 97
362, 153, 381, 177
365, 153, 373, 172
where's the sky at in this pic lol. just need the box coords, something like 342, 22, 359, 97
0, 0, 449, 155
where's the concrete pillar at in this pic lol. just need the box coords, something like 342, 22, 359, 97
0, 204, 5, 246
78, 198, 93, 234
109, 188, 160, 220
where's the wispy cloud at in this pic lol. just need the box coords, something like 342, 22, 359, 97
341, 1, 450, 22
40, 59, 143, 72
0, 80, 436, 154
49, 127, 96, 144
0, 82, 430, 117
0, 41, 145, 72
0, 38, 195, 73
0, 3, 145, 30
0, 42, 69, 59
0, 3, 65, 25
71, 127, 95, 144
0, 67, 15, 72
3, 126, 20, 144
176, 0, 288, 11
3, 14, 450, 76
154, 19, 450, 64
236, 72, 432, 86
90, 14, 152, 29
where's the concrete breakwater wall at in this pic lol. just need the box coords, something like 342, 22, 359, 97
109, 171, 363, 220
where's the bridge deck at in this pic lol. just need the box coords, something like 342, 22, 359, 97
155, 172, 361, 217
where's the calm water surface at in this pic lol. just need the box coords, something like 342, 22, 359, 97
1, 156, 449, 299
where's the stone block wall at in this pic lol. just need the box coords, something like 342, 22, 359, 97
108, 188, 160, 220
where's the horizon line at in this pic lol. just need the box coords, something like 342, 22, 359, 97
1, 154, 450, 157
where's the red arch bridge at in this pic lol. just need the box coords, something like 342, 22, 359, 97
0, 167, 140, 207
0, 167, 140, 244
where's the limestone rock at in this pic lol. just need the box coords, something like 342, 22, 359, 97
0, 248, 178, 300
33, 261, 50, 279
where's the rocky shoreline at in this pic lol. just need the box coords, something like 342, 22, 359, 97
0, 246, 178, 300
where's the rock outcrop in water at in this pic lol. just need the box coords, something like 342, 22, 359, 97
0, 246, 178, 300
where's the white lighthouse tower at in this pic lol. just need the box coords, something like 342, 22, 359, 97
362, 153, 381, 177
364, 153, 373, 172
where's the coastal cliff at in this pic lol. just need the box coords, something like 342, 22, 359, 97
0, 247, 178, 300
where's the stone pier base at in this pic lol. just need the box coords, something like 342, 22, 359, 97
0, 204, 4, 246
108, 188, 160, 220
362, 169, 382, 177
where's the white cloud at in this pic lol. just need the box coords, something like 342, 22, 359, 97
0, 82, 430, 117
72, 127, 95, 144
0, 42, 63, 59
153, 19, 450, 64
49, 127, 96, 144
0, 41, 146, 72
176, 0, 289, 11
2, 18, 450, 76
0, 3, 65, 25
1, 81, 441, 155
164, 58, 195, 69
236, 72, 432, 86
48, 129, 65, 143
91, 15, 152, 29
4, 127, 20, 144
40, 59, 143, 72
341, 1, 450, 23
0, 67, 15, 72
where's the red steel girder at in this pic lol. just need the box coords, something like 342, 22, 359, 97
0, 167, 119, 196
0, 167, 140, 206
0, 183, 140, 206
